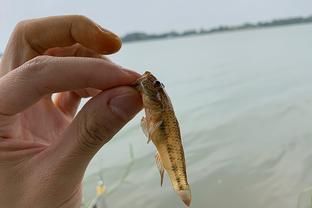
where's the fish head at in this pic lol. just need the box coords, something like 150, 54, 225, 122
134, 71, 165, 99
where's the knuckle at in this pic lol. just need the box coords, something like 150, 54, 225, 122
14, 20, 28, 32
8, 20, 29, 44
16, 55, 52, 95
21, 55, 50, 75
13, 19, 33, 39
71, 15, 91, 24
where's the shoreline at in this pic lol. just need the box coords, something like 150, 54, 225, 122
121, 22, 312, 45
1, 16, 311, 53
121, 15, 312, 44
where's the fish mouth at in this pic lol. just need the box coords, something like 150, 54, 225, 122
131, 79, 143, 92
131, 79, 140, 89
137, 71, 152, 82
131, 71, 152, 90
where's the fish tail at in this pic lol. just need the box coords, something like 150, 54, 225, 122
176, 186, 192, 207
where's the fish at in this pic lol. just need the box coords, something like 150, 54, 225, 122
134, 71, 191, 207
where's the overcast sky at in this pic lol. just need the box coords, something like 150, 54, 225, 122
0, 0, 311, 51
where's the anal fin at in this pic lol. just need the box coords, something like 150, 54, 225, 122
155, 151, 165, 186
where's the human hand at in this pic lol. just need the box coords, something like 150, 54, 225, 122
0, 15, 142, 208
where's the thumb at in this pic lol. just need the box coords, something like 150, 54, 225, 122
50, 86, 142, 171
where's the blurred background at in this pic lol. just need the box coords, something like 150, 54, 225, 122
1, 1, 312, 207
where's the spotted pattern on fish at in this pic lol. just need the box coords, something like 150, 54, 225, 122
134, 71, 191, 207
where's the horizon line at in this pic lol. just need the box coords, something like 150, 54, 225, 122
1, 14, 312, 52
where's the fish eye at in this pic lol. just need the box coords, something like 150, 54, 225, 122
153, 80, 162, 88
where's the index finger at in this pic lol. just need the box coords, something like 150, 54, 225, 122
1, 15, 122, 73
0, 56, 140, 115
23, 15, 121, 54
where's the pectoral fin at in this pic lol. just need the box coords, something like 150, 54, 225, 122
148, 120, 163, 142
140, 117, 151, 143
155, 151, 165, 186
141, 117, 163, 144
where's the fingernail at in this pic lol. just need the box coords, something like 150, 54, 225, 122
96, 24, 119, 38
109, 88, 142, 120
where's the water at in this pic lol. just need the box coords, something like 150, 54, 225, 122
82, 24, 312, 208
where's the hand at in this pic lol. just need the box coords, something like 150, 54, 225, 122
0, 15, 142, 208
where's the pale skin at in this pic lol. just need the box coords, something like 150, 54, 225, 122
0, 15, 142, 207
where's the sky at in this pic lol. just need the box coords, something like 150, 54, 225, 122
0, 0, 312, 51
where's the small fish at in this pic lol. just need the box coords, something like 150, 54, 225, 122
134, 71, 191, 207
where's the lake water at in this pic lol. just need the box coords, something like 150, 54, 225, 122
82, 24, 312, 208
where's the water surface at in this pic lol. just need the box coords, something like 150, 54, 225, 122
82, 24, 312, 208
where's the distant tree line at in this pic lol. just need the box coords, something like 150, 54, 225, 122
0, 15, 312, 54
122, 15, 312, 43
